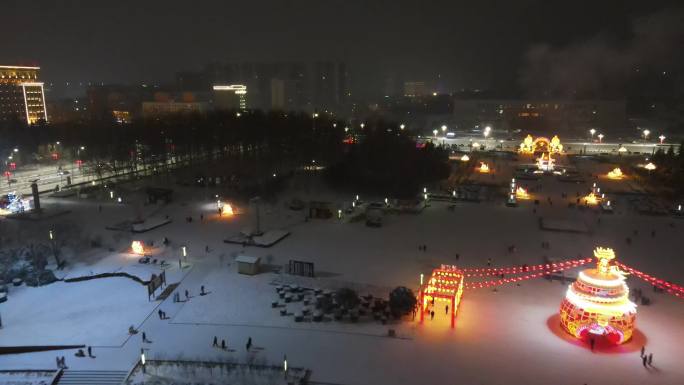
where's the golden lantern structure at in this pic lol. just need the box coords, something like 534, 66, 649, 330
515, 186, 530, 199
131, 241, 145, 255
644, 162, 656, 171
536, 152, 555, 171
460, 154, 470, 162
519, 134, 563, 154
559, 247, 637, 344
607, 168, 624, 179
478, 162, 491, 173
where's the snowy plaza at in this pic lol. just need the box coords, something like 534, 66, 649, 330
1, 151, 684, 385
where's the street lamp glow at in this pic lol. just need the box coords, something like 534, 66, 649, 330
13, 148, 18, 152
360, 123, 365, 129
589, 128, 596, 138
484, 125, 491, 133
441, 125, 447, 132
659, 135, 665, 144
80, 146, 85, 150
313, 113, 319, 118
49, 230, 54, 240
433, 129, 439, 137
598, 134, 604, 143
344, 126, 349, 132
400, 124, 405, 130
643, 129, 650, 139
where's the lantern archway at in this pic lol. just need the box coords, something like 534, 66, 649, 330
419, 265, 464, 328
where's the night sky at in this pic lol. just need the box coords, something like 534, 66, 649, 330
1, 0, 682, 98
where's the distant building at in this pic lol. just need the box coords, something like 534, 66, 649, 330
452, 99, 626, 135
0, 65, 48, 124
177, 60, 348, 113
212, 85, 247, 110
87, 84, 148, 121
404, 81, 428, 98
142, 101, 208, 118
271, 78, 301, 111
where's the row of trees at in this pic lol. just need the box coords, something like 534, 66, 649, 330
2, 111, 451, 198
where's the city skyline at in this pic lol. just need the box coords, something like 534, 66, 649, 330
2, 0, 682, 100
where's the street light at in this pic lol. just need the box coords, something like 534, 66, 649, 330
643, 129, 650, 140
433, 129, 439, 138
659, 135, 665, 144
360, 123, 365, 129
441, 125, 447, 133
589, 128, 596, 139
13, 148, 18, 153
598, 133, 604, 143
400, 124, 405, 130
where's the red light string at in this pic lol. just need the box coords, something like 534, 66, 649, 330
465, 260, 591, 290
616, 262, 684, 299
463, 258, 593, 277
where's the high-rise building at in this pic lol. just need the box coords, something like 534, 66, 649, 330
0, 65, 48, 124
403, 81, 428, 98
213, 85, 247, 110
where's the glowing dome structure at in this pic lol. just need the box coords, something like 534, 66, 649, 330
460, 154, 470, 162
559, 247, 637, 344
607, 167, 624, 179
515, 186, 529, 199
131, 241, 145, 255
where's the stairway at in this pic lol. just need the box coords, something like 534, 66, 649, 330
56, 370, 128, 385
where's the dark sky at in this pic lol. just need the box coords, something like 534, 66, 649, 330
1, 0, 681, 98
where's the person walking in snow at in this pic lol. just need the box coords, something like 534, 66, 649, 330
201, 285, 206, 295
642, 355, 648, 367
246, 337, 252, 351
142, 332, 148, 343
640, 346, 645, 357
185, 289, 189, 300
222, 339, 226, 350
648, 353, 653, 366
158, 309, 163, 319
213, 336, 218, 347
87, 346, 92, 357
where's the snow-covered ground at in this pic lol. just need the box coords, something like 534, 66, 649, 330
1, 157, 684, 385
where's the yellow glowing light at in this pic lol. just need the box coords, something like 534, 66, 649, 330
222, 203, 234, 216
584, 192, 599, 205
515, 186, 529, 199
618, 146, 628, 153
536, 152, 555, 171
607, 167, 624, 179
131, 241, 145, 255
644, 162, 656, 171
460, 154, 470, 162
478, 162, 490, 173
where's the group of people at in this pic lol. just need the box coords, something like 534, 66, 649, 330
213, 336, 253, 351
641, 346, 654, 368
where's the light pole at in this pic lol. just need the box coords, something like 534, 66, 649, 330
597, 134, 604, 143
589, 128, 596, 140
433, 129, 438, 139
643, 129, 650, 141
441, 125, 447, 134
400, 124, 405, 130
659, 135, 665, 144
